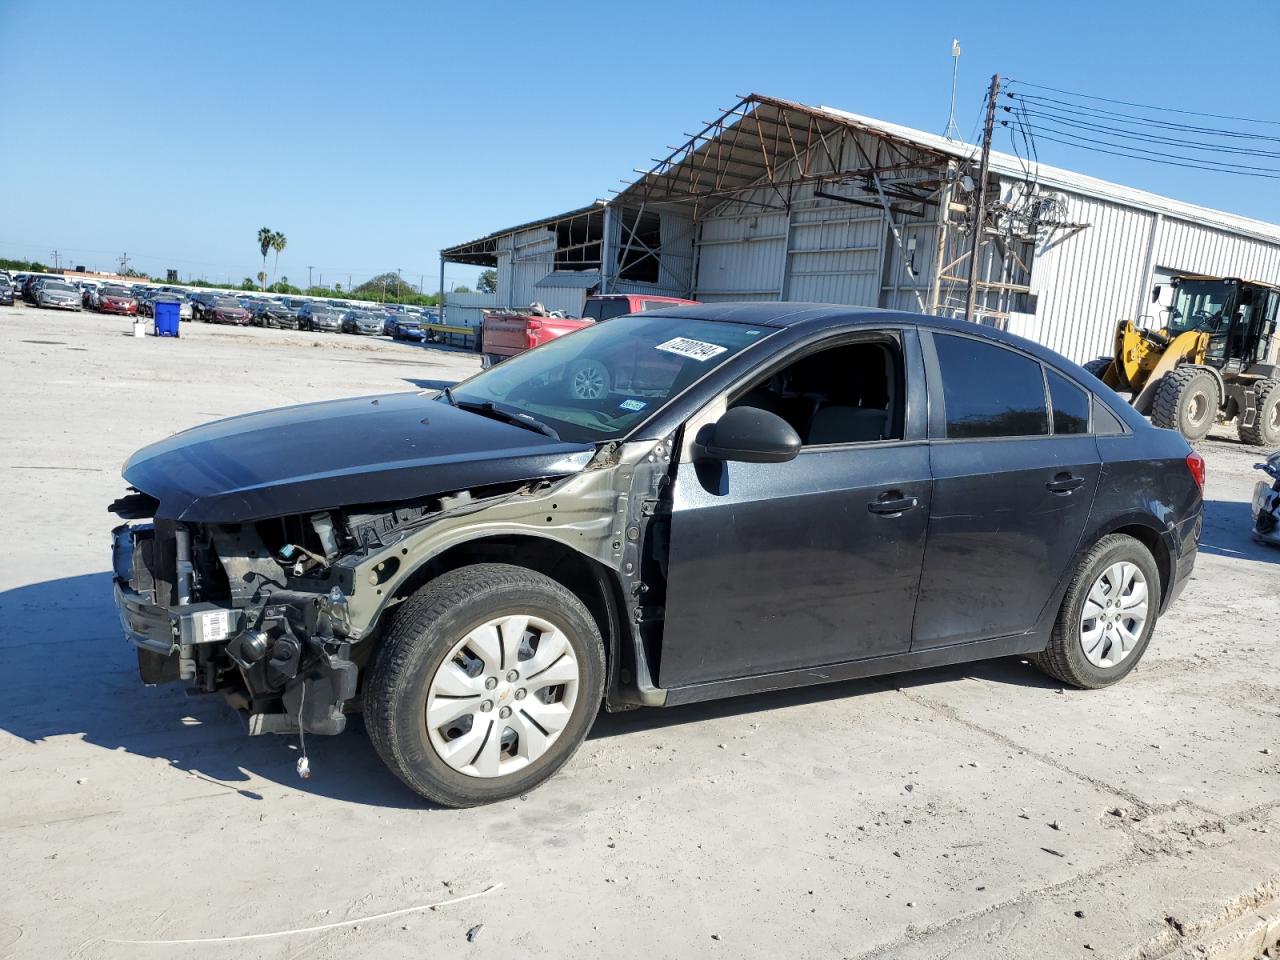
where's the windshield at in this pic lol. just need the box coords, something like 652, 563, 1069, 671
214, 298, 242, 308
44, 281, 74, 292
450, 315, 772, 443
1168, 279, 1231, 334
101, 287, 130, 297
582, 298, 635, 322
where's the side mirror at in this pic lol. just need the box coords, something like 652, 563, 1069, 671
1151, 285, 1162, 303
696, 406, 801, 464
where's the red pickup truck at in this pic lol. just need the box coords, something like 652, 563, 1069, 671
479, 293, 696, 366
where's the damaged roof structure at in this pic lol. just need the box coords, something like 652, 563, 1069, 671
441, 93, 1280, 362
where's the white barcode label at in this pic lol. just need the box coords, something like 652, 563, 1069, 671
201, 610, 230, 641
655, 337, 728, 362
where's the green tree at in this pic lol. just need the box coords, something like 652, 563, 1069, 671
270, 231, 287, 283
257, 227, 273, 290
453, 284, 472, 294
477, 269, 497, 294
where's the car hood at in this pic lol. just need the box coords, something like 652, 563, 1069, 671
122, 391, 595, 523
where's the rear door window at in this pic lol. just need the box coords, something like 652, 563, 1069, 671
934, 333, 1049, 439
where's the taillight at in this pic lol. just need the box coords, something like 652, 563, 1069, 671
1186, 451, 1205, 491
525, 318, 543, 349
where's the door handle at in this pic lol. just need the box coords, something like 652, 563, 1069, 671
1046, 473, 1086, 494
867, 492, 920, 516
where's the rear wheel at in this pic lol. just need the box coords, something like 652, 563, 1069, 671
1032, 534, 1161, 689
1151, 366, 1219, 441
365, 564, 604, 807
1237, 378, 1280, 447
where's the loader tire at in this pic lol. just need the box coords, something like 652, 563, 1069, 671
1151, 366, 1218, 441
1237, 378, 1280, 447
1083, 357, 1113, 382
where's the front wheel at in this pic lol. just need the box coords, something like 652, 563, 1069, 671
1151, 366, 1219, 441
1032, 534, 1161, 689
365, 564, 605, 807
567, 358, 611, 401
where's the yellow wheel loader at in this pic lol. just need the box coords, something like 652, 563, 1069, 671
1086, 276, 1280, 445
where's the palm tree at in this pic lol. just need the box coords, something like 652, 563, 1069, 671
257, 227, 273, 290
270, 231, 287, 284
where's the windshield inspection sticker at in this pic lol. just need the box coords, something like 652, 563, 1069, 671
618, 399, 648, 412
655, 337, 728, 362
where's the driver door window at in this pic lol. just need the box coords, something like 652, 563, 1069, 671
728, 338, 905, 446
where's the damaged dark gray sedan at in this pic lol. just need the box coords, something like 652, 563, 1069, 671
111, 304, 1203, 806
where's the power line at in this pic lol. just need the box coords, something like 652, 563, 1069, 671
1006, 79, 1280, 128
1009, 93, 1280, 144
1006, 77, 1280, 183
1002, 126, 1280, 181
1013, 118, 1280, 172
1010, 107, 1280, 159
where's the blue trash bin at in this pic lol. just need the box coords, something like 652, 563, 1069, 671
154, 300, 180, 337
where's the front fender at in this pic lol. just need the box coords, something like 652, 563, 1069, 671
338, 440, 661, 639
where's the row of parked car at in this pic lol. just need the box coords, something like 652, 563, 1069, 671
2, 272, 440, 342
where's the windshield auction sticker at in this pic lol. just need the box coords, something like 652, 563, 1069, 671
655, 337, 728, 362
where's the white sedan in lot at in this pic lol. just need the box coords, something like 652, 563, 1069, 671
35, 280, 83, 311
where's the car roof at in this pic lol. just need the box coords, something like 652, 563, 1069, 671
640, 302, 1079, 370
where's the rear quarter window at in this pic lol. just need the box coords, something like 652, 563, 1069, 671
934, 333, 1049, 439
1047, 369, 1091, 434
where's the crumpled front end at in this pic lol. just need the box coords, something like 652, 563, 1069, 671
111, 511, 358, 736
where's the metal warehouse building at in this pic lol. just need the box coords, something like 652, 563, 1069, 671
441, 93, 1280, 363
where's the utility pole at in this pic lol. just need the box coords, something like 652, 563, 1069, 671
965, 74, 1000, 323
118, 252, 130, 275
307, 265, 314, 291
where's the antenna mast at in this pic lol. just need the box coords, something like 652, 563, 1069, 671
943, 39, 962, 140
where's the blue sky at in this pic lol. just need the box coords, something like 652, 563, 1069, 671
2, 0, 1277, 289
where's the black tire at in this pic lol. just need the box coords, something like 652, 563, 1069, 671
1031, 534, 1161, 689
364, 563, 605, 807
1083, 357, 1113, 381
1237, 378, 1280, 447
567, 358, 611, 401
1150, 366, 1219, 441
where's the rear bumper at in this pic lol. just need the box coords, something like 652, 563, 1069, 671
1164, 510, 1201, 611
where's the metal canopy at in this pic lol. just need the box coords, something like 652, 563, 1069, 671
612, 93, 963, 221
441, 203, 606, 266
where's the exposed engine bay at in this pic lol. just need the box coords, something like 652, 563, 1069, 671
110, 437, 671, 739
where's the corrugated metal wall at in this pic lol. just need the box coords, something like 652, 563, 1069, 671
1014, 188, 1280, 363
1154, 216, 1280, 286
693, 212, 789, 301
444, 290, 499, 330
689, 131, 942, 309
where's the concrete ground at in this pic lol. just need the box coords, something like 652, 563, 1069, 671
0, 304, 1277, 960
